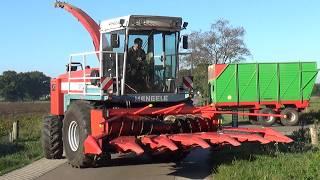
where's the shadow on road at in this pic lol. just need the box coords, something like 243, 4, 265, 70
94, 149, 214, 179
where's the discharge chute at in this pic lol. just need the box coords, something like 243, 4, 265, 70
54, 1, 102, 58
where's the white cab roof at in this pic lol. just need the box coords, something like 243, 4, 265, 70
100, 15, 183, 32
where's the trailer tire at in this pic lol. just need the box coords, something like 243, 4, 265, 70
63, 101, 95, 168
249, 110, 259, 125
257, 108, 276, 126
280, 108, 299, 126
42, 115, 63, 159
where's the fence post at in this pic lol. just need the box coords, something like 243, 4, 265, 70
310, 121, 318, 146
9, 121, 19, 143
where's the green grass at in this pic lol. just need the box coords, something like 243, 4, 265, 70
212, 96, 320, 179
212, 129, 319, 179
0, 140, 42, 175
214, 148, 320, 180
212, 133, 320, 180
0, 113, 44, 175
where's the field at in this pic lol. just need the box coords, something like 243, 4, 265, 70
0, 102, 49, 175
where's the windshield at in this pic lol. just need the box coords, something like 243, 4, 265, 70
126, 30, 179, 94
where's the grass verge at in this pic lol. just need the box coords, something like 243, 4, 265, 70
0, 113, 43, 175
214, 150, 320, 180
212, 128, 320, 179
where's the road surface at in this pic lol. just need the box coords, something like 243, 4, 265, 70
37, 149, 213, 180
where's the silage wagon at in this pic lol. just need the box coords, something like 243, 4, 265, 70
208, 62, 318, 126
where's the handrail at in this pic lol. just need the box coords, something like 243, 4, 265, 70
67, 51, 124, 96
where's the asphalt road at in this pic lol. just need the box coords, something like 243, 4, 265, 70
36, 124, 309, 180
37, 149, 213, 180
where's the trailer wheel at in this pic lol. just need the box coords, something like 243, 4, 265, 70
257, 108, 276, 126
63, 101, 95, 168
249, 110, 259, 125
280, 108, 299, 126
42, 115, 63, 159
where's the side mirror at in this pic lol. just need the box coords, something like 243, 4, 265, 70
182, 35, 188, 49
111, 34, 120, 48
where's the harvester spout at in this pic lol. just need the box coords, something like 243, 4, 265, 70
54, 1, 101, 59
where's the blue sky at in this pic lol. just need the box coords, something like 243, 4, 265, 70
0, 0, 319, 77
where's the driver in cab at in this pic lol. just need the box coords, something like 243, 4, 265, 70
127, 38, 148, 92
128, 38, 146, 63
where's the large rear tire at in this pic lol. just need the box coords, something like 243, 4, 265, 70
42, 115, 63, 159
63, 101, 95, 168
280, 108, 299, 126
257, 108, 277, 126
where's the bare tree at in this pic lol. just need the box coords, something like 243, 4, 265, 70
189, 19, 250, 65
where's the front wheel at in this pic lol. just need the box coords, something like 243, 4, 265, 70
63, 101, 95, 168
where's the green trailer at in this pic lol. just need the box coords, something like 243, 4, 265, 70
208, 62, 318, 126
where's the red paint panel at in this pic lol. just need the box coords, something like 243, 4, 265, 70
84, 135, 102, 155
50, 78, 64, 115
141, 135, 178, 151
208, 64, 228, 81
224, 127, 293, 143
196, 132, 241, 146
59, 68, 98, 82
226, 133, 270, 144
91, 109, 107, 138
169, 134, 210, 148
110, 136, 144, 155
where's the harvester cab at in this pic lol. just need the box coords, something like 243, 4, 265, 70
42, 1, 293, 168
99, 15, 191, 102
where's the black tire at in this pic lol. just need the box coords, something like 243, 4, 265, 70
249, 117, 259, 125
257, 108, 277, 126
63, 101, 95, 168
248, 110, 259, 125
42, 115, 63, 159
280, 108, 299, 126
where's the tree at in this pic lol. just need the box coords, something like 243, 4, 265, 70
193, 63, 209, 97
21, 71, 50, 100
0, 71, 50, 101
0, 71, 21, 101
184, 19, 250, 96
312, 83, 320, 96
188, 19, 250, 66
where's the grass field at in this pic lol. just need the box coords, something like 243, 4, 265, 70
0, 102, 49, 175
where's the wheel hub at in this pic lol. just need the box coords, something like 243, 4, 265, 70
68, 121, 80, 151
